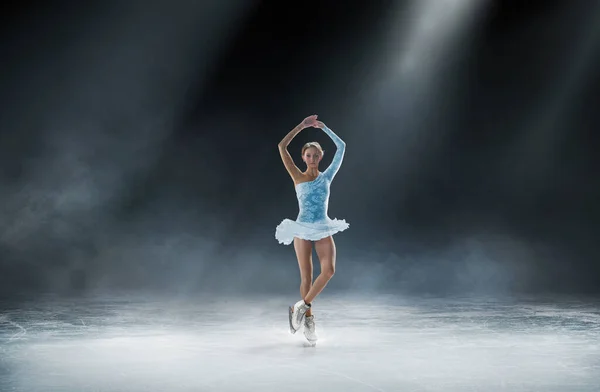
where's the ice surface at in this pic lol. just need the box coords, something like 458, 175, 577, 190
1, 294, 599, 391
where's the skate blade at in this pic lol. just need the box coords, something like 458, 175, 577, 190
289, 306, 298, 334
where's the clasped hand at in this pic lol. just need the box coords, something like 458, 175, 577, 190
301, 114, 324, 129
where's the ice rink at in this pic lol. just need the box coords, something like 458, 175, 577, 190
1, 294, 599, 391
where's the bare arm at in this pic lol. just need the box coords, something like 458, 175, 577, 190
278, 115, 318, 182
278, 123, 304, 181
278, 122, 304, 149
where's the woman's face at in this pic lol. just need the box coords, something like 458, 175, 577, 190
302, 147, 322, 168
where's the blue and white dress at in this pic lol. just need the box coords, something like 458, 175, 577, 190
275, 125, 349, 245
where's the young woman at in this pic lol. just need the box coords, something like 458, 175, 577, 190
276, 114, 349, 345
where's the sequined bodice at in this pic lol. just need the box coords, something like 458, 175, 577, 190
295, 173, 330, 223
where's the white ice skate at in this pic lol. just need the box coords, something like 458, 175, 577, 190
289, 300, 311, 334
303, 315, 318, 345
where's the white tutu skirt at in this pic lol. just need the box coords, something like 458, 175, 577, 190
275, 218, 349, 245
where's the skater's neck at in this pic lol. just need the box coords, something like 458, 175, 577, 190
304, 168, 320, 178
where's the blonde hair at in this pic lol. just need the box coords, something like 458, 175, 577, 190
301, 142, 324, 156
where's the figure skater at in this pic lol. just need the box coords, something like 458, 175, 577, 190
275, 114, 349, 345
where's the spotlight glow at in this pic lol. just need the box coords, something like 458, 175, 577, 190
398, 0, 487, 76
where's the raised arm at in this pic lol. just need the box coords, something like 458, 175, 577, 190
278, 115, 319, 181
318, 121, 346, 181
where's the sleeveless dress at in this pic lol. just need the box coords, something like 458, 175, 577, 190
275, 125, 349, 245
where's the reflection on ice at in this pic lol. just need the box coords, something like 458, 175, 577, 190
1, 294, 599, 391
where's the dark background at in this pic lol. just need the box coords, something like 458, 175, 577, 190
0, 0, 598, 299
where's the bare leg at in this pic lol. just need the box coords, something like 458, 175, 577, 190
304, 236, 336, 304
293, 237, 313, 317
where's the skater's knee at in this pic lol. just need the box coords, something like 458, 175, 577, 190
321, 264, 335, 279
